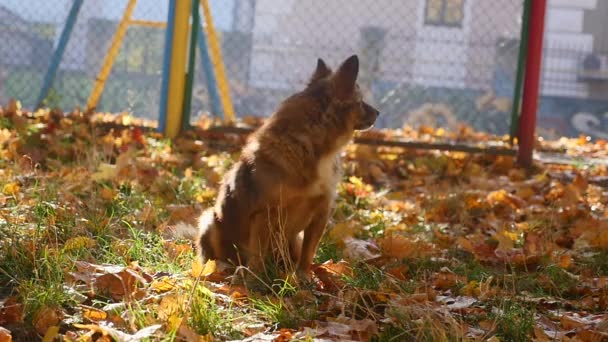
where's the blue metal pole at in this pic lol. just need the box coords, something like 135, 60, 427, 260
36, 0, 84, 109
158, 0, 177, 133
197, 19, 223, 118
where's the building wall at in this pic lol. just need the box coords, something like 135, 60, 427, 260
249, 0, 522, 92
542, 0, 597, 98
249, 0, 419, 89
582, 0, 608, 100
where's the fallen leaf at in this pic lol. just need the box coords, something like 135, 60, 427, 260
0, 297, 23, 324
342, 237, 380, 261
0, 327, 11, 342
2, 183, 19, 196
81, 305, 107, 322
33, 307, 63, 336
42, 326, 60, 342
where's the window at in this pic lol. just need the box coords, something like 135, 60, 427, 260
425, 0, 464, 27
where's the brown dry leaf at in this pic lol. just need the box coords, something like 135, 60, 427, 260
313, 316, 378, 342
386, 265, 408, 281
494, 229, 515, 253
486, 189, 524, 209
577, 329, 608, 342
100, 186, 117, 201
33, 307, 63, 336
433, 271, 466, 290
177, 323, 212, 342
560, 314, 589, 330
0, 327, 11, 342
68, 262, 152, 300
558, 254, 573, 269
313, 260, 353, 291
457, 236, 497, 262
0, 297, 23, 324
378, 234, 433, 259
96, 267, 149, 300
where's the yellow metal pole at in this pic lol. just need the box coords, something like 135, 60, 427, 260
86, 0, 138, 111
164, 0, 192, 138
128, 19, 167, 29
200, 0, 235, 123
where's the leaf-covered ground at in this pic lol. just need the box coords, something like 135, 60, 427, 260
1, 103, 608, 341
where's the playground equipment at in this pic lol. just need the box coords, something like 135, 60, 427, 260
35, 0, 547, 167
36, 0, 236, 139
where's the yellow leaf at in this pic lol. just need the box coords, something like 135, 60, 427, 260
42, 325, 59, 342
91, 163, 117, 182
461, 281, 481, 297
495, 230, 515, 252
81, 306, 107, 322
195, 189, 217, 203
63, 236, 97, 252
2, 183, 20, 196
191, 259, 216, 278
328, 222, 355, 242
348, 176, 364, 187
157, 294, 183, 322
167, 314, 183, 331
150, 277, 177, 293
201, 259, 216, 277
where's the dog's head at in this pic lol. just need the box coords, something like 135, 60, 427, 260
306, 55, 379, 131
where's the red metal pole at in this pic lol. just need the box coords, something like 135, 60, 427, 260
517, 0, 547, 167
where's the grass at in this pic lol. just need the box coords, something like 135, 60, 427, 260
1, 109, 608, 340
492, 300, 536, 341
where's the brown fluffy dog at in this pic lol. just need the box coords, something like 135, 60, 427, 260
197, 55, 379, 278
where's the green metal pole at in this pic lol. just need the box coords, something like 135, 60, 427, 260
181, 0, 200, 131
509, 0, 532, 145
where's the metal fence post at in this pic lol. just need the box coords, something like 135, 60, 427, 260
197, 21, 223, 118
182, 0, 201, 131
509, 0, 531, 145
158, 0, 177, 134
200, 0, 235, 123
86, 0, 138, 112
36, 0, 84, 109
517, 0, 547, 166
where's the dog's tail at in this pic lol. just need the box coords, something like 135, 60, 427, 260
170, 220, 199, 241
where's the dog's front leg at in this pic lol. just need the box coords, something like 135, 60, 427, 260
298, 197, 330, 279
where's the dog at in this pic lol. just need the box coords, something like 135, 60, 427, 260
196, 55, 379, 279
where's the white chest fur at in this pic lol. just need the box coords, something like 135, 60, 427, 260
309, 153, 341, 198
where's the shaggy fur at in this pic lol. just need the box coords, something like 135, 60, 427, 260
196, 55, 379, 277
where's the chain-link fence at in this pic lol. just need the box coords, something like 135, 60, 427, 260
2, 1, 605, 138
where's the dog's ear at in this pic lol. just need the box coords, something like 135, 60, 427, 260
309, 58, 332, 85
332, 55, 359, 100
